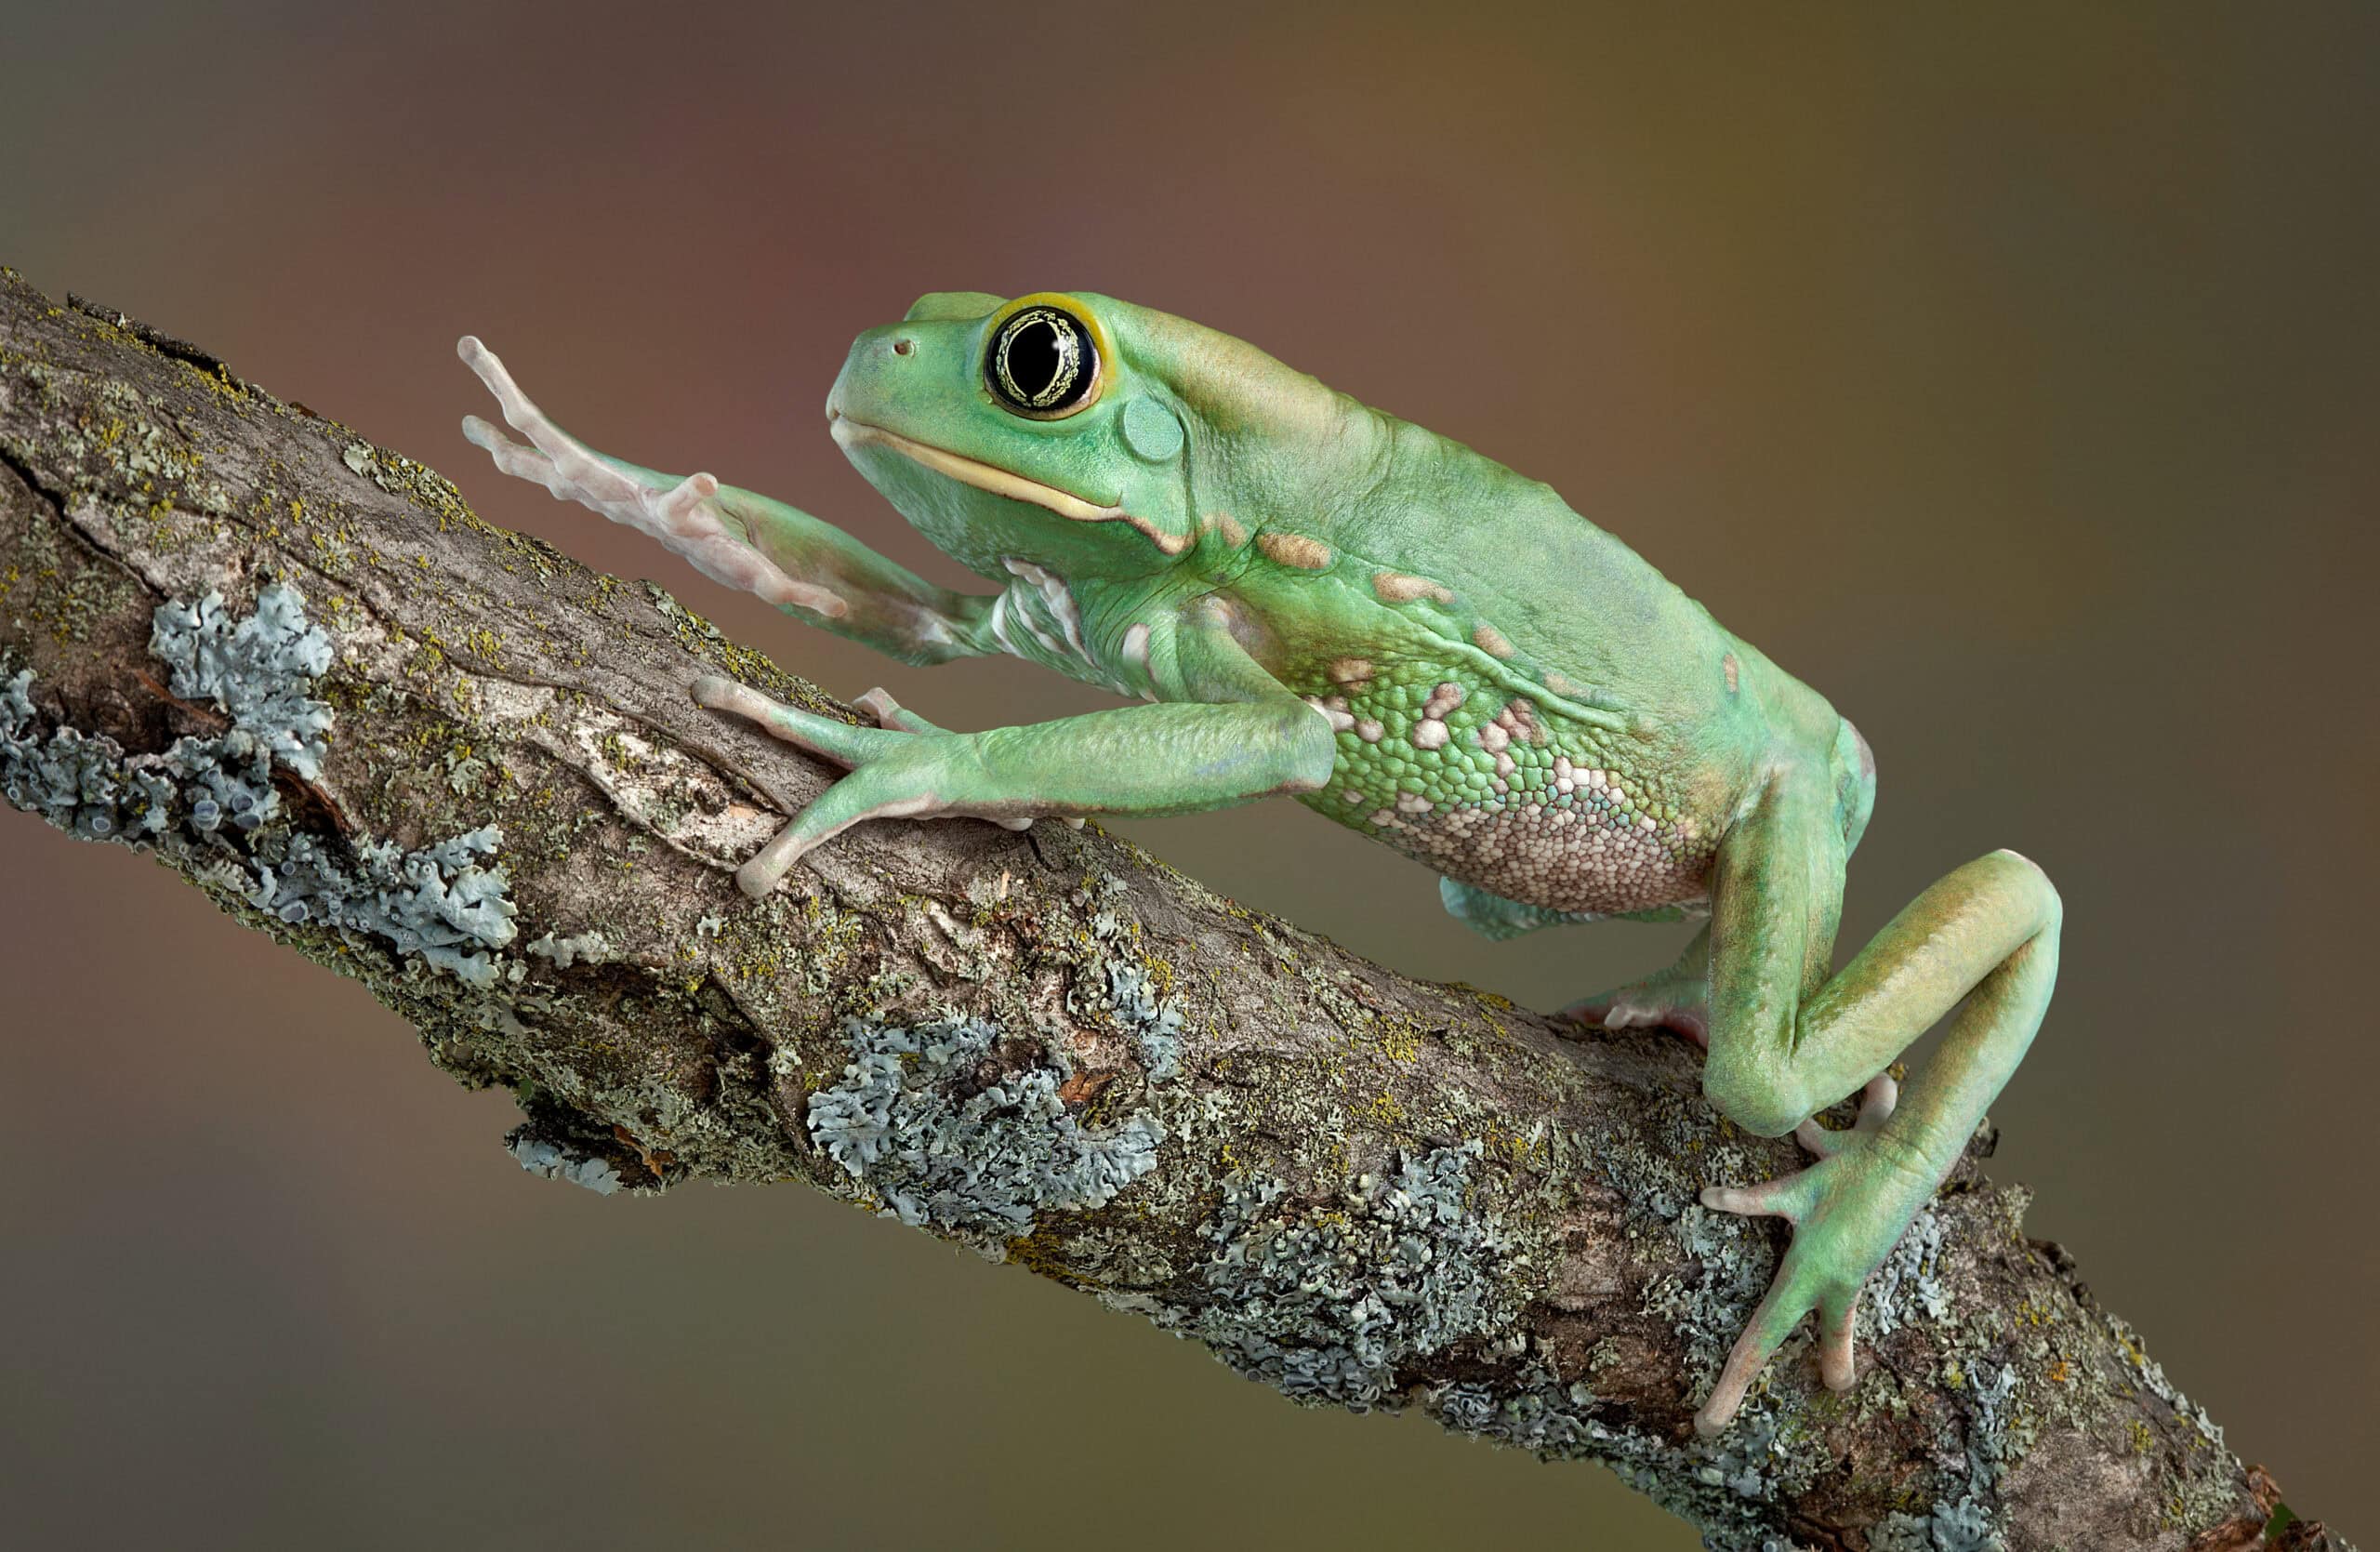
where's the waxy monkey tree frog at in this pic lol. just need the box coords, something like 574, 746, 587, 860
456, 291, 2060, 1436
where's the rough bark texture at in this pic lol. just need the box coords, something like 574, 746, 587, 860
0, 266, 2351, 1552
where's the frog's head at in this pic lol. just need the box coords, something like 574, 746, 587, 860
826, 290, 1383, 579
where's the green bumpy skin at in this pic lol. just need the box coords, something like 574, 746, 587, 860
456, 290, 2061, 1437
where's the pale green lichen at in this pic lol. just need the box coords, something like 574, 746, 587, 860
149, 583, 334, 779
1870, 1202, 1952, 1333
246, 826, 517, 988
804, 1013, 1166, 1242
507, 1134, 624, 1195
1182, 1142, 1519, 1409
2, 584, 517, 987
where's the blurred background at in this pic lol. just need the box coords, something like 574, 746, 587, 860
3, 3, 2374, 1546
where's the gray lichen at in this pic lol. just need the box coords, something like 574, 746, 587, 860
508, 1134, 624, 1195
149, 583, 334, 780
2, 584, 516, 987
1103, 958, 1183, 1082
1183, 1142, 1518, 1409
803, 1013, 1166, 1241
245, 826, 518, 989
1871, 1202, 1952, 1334
1085, 900, 1185, 1082
1430, 1360, 1827, 1551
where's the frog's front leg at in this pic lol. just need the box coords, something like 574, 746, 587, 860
693, 617, 1335, 898
1689, 776, 2059, 1436
456, 337, 995, 665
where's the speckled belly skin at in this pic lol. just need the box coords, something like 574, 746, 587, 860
1290, 655, 1718, 916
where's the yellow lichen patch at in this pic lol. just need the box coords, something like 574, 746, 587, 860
1363, 1092, 1408, 1127
1373, 1015, 1423, 1064
1256, 530, 1333, 571
1373, 570, 1455, 605
1005, 1226, 1094, 1287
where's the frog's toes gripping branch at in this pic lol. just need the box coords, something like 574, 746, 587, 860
1698, 1073, 1901, 1413
456, 336, 849, 619
1567, 979, 1712, 1050
692, 674, 948, 897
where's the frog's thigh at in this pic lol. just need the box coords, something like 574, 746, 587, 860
1699, 776, 2060, 1142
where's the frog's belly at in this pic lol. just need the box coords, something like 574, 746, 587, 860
1295, 681, 1718, 917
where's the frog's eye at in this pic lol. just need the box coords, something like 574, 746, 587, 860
985, 305, 1100, 418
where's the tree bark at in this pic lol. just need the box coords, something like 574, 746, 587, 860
0, 266, 2349, 1552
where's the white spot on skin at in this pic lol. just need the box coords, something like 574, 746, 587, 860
1474, 623, 1515, 658
1122, 622, 1151, 672
1003, 558, 1090, 658
987, 592, 1020, 657
1396, 791, 1433, 815
1412, 719, 1448, 749
1356, 719, 1383, 743
1304, 695, 1356, 733
1422, 682, 1465, 720
1723, 652, 1740, 695
1328, 657, 1373, 687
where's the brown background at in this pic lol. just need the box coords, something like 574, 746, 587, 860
4, 4, 2373, 1546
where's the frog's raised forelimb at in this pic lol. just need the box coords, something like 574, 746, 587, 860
457, 337, 997, 666
1689, 776, 2060, 1435
691, 612, 1335, 897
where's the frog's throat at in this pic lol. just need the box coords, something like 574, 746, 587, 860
830, 414, 1189, 556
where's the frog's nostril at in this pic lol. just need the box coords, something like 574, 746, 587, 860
892, 338, 915, 356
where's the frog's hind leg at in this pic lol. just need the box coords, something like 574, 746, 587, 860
1689, 772, 2059, 1436
1566, 922, 1712, 1049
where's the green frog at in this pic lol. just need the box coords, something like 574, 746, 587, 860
456, 289, 2060, 1435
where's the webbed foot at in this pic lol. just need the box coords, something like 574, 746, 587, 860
1565, 968, 1711, 1049
456, 337, 847, 617
693, 676, 1074, 897
1693, 1073, 1924, 1434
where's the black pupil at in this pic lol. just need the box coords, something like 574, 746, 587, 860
1007, 319, 1063, 398
990, 307, 1091, 413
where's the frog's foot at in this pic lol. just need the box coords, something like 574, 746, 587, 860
456, 337, 847, 618
1563, 974, 1711, 1049
694, 676, 1071, 895
1694, 1074, 1921, 1435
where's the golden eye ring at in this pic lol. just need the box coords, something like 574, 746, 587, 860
985, 301, 1102, 419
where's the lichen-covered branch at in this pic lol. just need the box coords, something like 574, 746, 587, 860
0, 268, 2349, 1552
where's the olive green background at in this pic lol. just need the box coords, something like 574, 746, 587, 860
3, 4, 2373, 1546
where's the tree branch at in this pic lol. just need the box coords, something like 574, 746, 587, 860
0, 267, 2348, 1552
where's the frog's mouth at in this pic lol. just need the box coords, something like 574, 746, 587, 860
828, 411, 1189, 555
